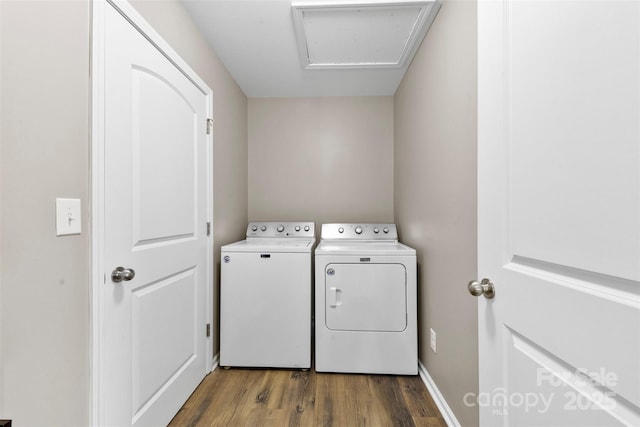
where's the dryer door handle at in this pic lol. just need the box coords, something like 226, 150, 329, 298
329, 287, 342, 307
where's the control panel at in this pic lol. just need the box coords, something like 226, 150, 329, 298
320, 223, 398, 240
246, 222, 315, 238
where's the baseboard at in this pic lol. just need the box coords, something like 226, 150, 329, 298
211, 353, 220, 372
418, 360, 461, 427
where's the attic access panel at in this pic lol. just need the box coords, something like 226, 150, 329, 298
291, 0, 439, 69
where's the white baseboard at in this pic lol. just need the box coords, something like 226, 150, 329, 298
211, 353, 219, 372
418, 360, 461, 427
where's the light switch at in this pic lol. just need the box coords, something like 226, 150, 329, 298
56, 198, 81, 236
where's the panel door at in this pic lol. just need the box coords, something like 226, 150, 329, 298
477, 0, 640, 425
325, 263, 407, 332
101, 3, 210, 426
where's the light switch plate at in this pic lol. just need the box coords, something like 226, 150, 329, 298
56, 198, 81, 236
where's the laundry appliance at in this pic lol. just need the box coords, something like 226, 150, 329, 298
315, 223, 417, 375
220, 222, 315, 368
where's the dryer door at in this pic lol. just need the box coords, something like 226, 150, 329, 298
325, 263, 407, 332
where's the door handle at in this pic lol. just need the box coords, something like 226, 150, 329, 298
111, 266, 135, 283
468, 278, 495, 299
329, 287, 342, 307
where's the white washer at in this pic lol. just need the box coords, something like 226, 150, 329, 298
220, 222, 315, 368
315, 223, 417, 375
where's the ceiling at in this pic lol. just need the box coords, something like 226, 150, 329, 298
180, 0, 440, 98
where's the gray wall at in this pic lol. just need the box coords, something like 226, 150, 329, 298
0, 0, 247, 424
394, 0, 479, 425
248, 97, 394, 224
1, 1, 91, 424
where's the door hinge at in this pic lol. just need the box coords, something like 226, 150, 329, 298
206, 323, 211, 337
206, 221, 211, 236
206, 118, 214, 135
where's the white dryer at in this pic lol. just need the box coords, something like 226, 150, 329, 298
220, 222, 315, 369
315, 223, 417, 375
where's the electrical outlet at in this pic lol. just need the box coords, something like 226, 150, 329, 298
430, 328, 437, 353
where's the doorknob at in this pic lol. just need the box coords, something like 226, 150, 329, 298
111, 266, 135, 283
468, 278, 495, 299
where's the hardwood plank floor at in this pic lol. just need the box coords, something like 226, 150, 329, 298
169, 368, 447, 427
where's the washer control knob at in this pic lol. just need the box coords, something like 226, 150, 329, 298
295, 225, 301, 232
373, 227, 379, 233
261, 225, 267, 232
277, 225, 285, 232
355, 226, 363, 235
251, 225, 258, 231
304, 225, 310, 232
338, 227, 344, 234
383, 227, 389, 234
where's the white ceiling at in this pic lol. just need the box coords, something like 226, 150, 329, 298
180, 0, 439, 98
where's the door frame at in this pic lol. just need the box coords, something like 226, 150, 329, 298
90, 1, 214, 424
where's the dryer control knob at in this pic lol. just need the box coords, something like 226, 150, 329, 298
261, 225, 267, 232
277, 225, 285, 232
295, 226, 301, 232
338, 227, 344, 234
304, 225, 310, 232
251, 225, 258, 231
355, 226, 363, 235
383, 227, 389, 233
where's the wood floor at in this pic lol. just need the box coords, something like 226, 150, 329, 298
169, 367, 447, 427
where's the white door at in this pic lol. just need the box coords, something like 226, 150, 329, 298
477, 0, 639, 426
97, 2, 212, 426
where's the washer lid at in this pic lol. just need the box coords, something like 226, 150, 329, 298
222, 238, 316, 253
315, 240, 415, 256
